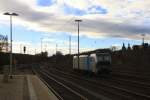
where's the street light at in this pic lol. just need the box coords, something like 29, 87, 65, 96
75, 19, 82, 69
4, 12, 19, 79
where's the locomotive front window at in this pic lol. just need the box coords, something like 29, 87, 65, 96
97, 56, 103, 61
104, 56, 110, 61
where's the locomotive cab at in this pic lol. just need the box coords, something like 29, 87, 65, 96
96, 53, 111, 73
91, 53, 111, 73
73, 52, 111, 74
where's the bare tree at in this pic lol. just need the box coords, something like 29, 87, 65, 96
0, 34, 8, 52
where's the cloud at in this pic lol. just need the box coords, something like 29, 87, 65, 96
80, 18, 150, 38
63, 4, 86, 16
0, 0, 150, 41
88, 5, 108, 14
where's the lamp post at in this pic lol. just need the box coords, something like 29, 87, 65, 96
75, 19, 82, 69
4, 12, 19, 79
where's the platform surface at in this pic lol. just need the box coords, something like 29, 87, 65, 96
0, 75, 58, 100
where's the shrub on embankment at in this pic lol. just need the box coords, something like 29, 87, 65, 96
0, 52, 48, 66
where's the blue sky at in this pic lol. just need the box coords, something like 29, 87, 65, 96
37, 0, 55, 6
0, 0, 149, 55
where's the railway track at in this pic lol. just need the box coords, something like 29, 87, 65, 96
36, 69, 88, 100
59, 66, 150, 87
49, 66, 150, 88
110, 72, 150, 83
42, 69, 112, 100
46, 67, 150, 100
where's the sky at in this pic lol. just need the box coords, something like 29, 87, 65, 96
0, 0, 150, 55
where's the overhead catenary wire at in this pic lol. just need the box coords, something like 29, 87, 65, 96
56, 16, 76, 32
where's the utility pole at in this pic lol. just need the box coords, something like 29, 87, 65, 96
20, 44, 22, 53
75, 19, 82, 69
142, 34, 145, 45
44, 44, 47, 52
56, 44, 58, 55
55, 43, 58, 67
35, 49, 36, 55
4, 12, 19, 79
69, 35, 71, 54
41, 38, 43, 53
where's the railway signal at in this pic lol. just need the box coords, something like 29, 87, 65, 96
23, 46, 26, 54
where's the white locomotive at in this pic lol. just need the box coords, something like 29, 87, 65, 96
73, 53, 111, 74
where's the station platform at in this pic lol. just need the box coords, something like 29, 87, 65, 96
0, 75, 58, 100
